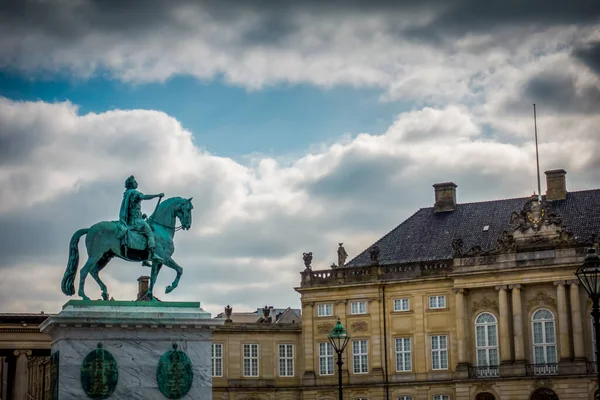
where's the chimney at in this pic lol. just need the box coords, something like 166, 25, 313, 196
137, 276, 150, 300
545, 169, 567, 201
433, 182, 457, 213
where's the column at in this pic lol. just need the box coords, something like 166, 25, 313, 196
555, 280, 571, 361
12, 350, 31, 400
569, 280, 585, 359
496, 285, 511, 363
510, 284, 525, 361
454, 288, 468, 365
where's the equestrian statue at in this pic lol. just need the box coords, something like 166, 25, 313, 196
61, 175, 194, 301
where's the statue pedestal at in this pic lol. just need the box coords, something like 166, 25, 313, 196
40, 300, 223, 400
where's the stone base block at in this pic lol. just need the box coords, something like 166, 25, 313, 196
40, 300, 223, 400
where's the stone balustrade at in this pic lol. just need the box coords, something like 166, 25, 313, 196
300, 261, 453, 287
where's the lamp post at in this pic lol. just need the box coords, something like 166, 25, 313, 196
575, 248, 600, 400
328, 318, 350, 400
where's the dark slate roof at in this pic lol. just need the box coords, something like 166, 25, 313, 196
346, 189, 600, 267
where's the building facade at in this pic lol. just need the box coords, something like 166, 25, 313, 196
2, 169, 600, 400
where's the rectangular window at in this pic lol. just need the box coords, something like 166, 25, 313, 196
394, 298, 410, 312
398, 397, 413, 400
350, 301, 367, 314
278, 344, 294, 377
243, 344, 259, 377
317, 304, 333, 317
433, 396, 450, 400
431, 335, 448, 370
352, 340, 368, 374
395, 337, 412, 372
429, 295, 446, 309
211, 343, 223, 377
319, 342, 334, 375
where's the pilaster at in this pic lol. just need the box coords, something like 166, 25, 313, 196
12, 349, 31, 400
569, 280, 585, 359
554, 280, 571, 361
302, 302, 316, 384
509, 284, 524, 361
453, 288, 469, 378
496, 285, 511, 364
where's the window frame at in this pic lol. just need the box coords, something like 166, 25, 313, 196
429, 295, 447, 309
211, 343, 223, 377
352, 339, 369, 374
430, 335, 449, 370
531, 308, 557, 365
474, 312, 499, 368
397, 396, 413, 400
350, 300, 368, 315
242, 343, 259, 377
393, 298, 410, 312
278, 343, 294, 377
432, 395, 450, 400
317, 303, 334, 317
319, 342, 334, 376
395, 337, 412, 372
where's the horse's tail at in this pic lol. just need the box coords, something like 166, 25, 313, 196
61, 228, 89, 296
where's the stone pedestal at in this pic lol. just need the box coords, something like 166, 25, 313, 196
40, 300, 223, 400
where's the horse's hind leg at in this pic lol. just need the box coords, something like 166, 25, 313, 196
90, 253, 113, 300
78, 256, 101, 301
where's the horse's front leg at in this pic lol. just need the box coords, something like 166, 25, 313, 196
163, 256, 183, 294
148, 262, 162, 300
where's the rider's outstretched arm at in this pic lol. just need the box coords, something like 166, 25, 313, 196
140, 193, 164, 200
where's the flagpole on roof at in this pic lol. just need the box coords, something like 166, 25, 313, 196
534, 103, 542, 202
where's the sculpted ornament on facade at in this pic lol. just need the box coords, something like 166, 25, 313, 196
533, 377, 554, 389
351, 321, 368, 332
475, 381, 494, 392
510, 197, 563, 233
472, 297, 499, 314
527, 292, 557, 311
317, 323, 335, 334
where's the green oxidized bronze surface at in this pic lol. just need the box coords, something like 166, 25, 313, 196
80, 343, 118, 399
156, 344, 193, 399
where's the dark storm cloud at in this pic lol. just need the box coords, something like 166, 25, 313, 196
574, 41, 600, 76
1, 0, 598, 47
509, 72, 600, 115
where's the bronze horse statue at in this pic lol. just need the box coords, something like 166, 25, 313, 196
61, 197, 193, 300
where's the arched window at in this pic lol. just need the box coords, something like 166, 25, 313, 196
475, 312, 499, 376
530, 388, 558, 400
532, 309, 557, 372
476, 393, 495, 400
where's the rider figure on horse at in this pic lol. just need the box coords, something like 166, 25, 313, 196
119, 175, 164, 263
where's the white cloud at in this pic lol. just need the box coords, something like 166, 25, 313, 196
1, 97, 599, 315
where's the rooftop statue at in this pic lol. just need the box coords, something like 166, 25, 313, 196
61, 176, 194, 301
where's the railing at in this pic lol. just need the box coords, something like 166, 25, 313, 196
300, 260, 452, 287
526, 363, 558, 376
587, 361, 597, 374
468, 365, 499, 378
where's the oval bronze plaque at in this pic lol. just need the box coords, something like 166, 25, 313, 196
156, 344, 193, 399
80, 343, 118, 399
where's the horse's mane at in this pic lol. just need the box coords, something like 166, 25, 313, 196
149, 196, 184, 221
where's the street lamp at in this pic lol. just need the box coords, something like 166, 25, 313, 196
575, 248, 600, 399
328, 318, 350, 400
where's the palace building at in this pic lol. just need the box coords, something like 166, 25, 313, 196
2, 168, 600, 400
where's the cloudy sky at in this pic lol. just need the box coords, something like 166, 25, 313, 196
1, 0, 599, 316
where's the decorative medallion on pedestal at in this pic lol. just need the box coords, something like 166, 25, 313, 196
157, 343, 194, 399
80, 343, 118, 399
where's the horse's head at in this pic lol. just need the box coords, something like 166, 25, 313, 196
176, 197, 194, 230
